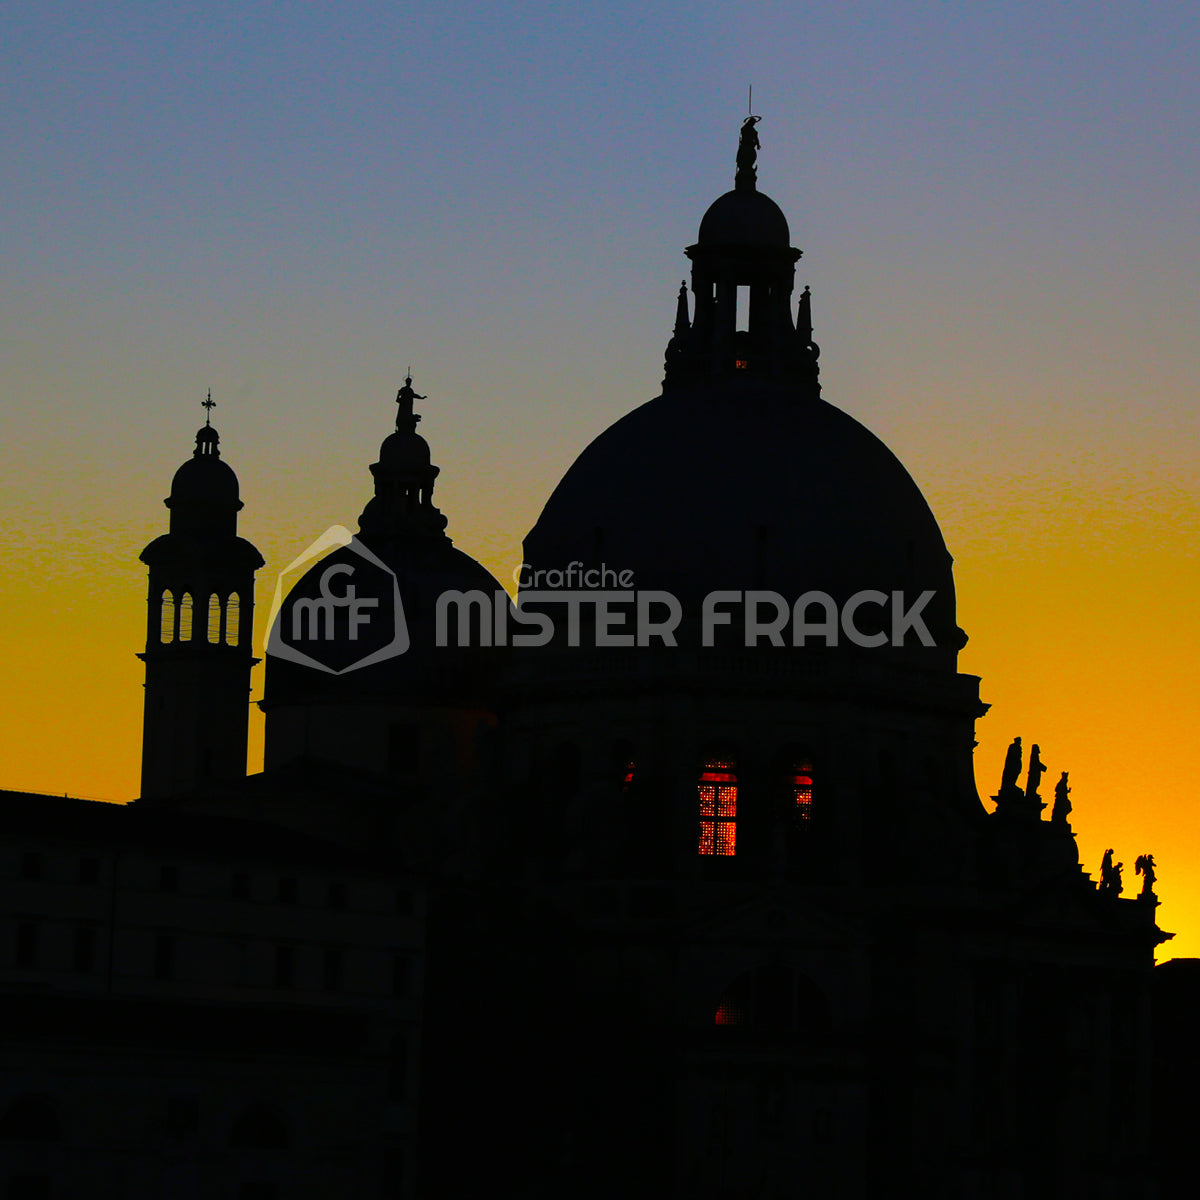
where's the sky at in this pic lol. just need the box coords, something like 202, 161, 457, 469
3, 2, 1198, 953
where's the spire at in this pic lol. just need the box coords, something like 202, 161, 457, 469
673, 279, 691, 336
202, 388, 215, 426
795, 286, 822, 398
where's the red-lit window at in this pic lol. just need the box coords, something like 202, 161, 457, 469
791, 761, 814, 825
698, 758, 737, 856
621, 760, 635, 795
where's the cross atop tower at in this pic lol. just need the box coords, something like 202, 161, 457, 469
202, 389, 216, 426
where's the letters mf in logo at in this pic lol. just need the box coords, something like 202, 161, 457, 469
266, 526, 409, 674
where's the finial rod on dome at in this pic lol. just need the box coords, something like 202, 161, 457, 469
735, 114, 761, 192
202, 389, 216, 427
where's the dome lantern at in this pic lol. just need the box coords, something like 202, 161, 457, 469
664, 118, 820, 395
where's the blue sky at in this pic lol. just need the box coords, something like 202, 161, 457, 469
3, 5, 1200, 951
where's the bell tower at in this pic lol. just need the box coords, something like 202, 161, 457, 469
138, 398, 264, 800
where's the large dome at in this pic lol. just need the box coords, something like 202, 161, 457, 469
523, 382, 959, 663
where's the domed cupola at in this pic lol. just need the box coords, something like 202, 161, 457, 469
507, 123, 982, 888
262, 377, 502, 783
521, 120, 960, 664
359, 376, 449, 544
664, 116, 820, 395
165, 413, 245, 537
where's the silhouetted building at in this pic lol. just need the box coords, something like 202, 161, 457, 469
0, 123, 1181, 1199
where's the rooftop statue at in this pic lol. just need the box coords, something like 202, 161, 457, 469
395, 374, 426, 430
735, 115, 762, 191
1024, 743, 1046, 802
1135, 853, 1157, 898
1052, 771, 1072, 825
1099, 848, 1124, 897
1000, 736, 1023, 793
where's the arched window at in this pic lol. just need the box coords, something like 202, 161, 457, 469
225, 593, 241, 646
0, 1094, 60, 1140
207, 594, 221, 643
790, 759, 814, 825
160, 590, 176, 643
698, 758, 737, 856
178, 593, 194, 641
230, 1104, 288, 1149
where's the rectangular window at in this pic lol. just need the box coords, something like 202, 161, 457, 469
698, 759, 738, 856
15, 921, 37, 968
392, 951, 414, 996
73, 926, 96, 973
792, 761, 814, 824
322, 946, 343, 991
154, 933, 175, 980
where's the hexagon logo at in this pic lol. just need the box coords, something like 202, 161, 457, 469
265, 526, 409, 674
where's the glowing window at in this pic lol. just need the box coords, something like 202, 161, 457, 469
207, 595, 221, 643
698, 758, 737, 856
160, 591, 176, 643
178, 593, 193, 641
225, 593, 241, 646
791, 761, 814, 825
621, 760, 635, 794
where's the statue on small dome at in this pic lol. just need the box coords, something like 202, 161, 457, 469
735, 115, 761, 191
395, 374, 427, 429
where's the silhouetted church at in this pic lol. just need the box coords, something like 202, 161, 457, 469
1, 123, 1189, 1199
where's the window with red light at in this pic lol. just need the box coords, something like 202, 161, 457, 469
791, 760, 814, 826
621, 760, 635, 794
698, 758, 738, 856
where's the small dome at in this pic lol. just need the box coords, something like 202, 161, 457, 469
264, 536, 503, 706
169, 455, 241, 507
697, 189, 791, 248
378, 430, 433, 471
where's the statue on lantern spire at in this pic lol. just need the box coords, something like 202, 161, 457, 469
395, 373, 427, 432
735, 115, 762, 191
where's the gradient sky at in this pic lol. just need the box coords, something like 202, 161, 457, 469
3, 2, 1198, 954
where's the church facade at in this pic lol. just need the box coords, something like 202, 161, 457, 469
0, 123, 1177, 1199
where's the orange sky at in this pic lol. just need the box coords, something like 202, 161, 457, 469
3, 3, 1197, 958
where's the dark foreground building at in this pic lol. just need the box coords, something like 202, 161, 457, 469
0, 124, 1179, 1199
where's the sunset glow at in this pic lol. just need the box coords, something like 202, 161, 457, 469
3, 2, 1197, 955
